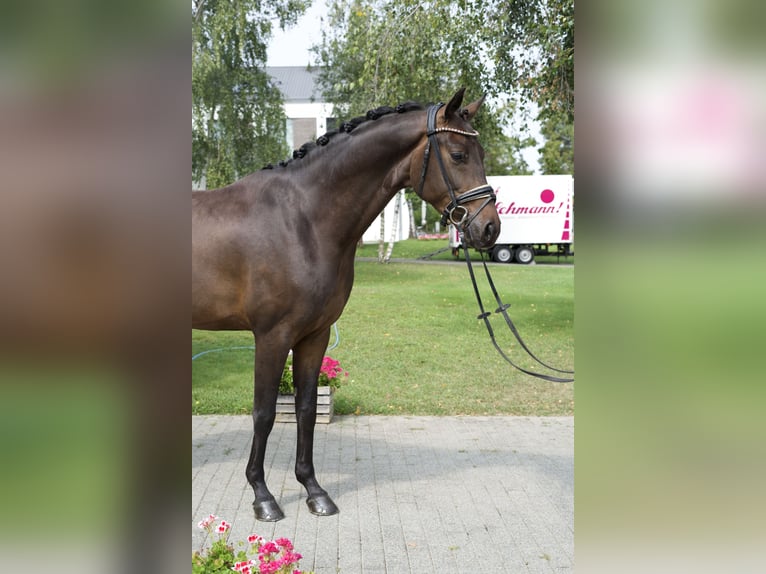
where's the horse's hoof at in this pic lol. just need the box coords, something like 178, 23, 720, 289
306, 493, 339, 516
253, 499, 285, 522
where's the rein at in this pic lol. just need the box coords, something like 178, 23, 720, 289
417, 103, 573, 384
461, 239, 575, 383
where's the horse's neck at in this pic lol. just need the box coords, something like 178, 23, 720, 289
299, 113, 424, 248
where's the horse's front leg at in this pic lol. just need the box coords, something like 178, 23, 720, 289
246, 337, 290, 522
293, 328, 339, 516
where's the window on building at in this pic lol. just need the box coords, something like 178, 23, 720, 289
290, 118, 316, 149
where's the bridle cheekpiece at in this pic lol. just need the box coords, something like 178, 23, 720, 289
417, 103, 497, 230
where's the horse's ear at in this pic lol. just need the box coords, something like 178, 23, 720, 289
444, 87, 466, 120
460, 93, 486, 122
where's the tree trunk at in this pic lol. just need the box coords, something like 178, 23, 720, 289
377, 208, 385, 263
383, 191, 402, 263
408, 198, 417, 238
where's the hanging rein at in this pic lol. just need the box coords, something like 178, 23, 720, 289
417, 103, 574, 384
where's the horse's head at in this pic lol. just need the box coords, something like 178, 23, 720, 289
412, 88, 501, 249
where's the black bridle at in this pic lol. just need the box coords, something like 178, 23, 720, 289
416, 104, 496, 234
417, 103, 574, 384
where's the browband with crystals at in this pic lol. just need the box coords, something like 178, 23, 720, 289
427, 126, 480, 137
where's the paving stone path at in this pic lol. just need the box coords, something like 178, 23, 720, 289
193, 415, 573, 573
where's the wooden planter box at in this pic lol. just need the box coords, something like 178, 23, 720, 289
275, 386, 334, 424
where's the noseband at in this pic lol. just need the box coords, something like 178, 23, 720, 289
416, 104, 496, 231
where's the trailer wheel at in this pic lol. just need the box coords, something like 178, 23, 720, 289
492, 245, 514, 263
515, 246, 535, 264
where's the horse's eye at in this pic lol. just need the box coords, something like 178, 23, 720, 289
450, 152, 465, 162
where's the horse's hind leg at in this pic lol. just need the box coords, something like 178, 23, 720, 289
293, 328, 339, 516
246, 336, 290, 521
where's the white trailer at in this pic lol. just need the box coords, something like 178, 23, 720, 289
450, 175, 574, 264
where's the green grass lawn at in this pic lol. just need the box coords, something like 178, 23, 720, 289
355, 237, 574, 264
193, 260, 574, 416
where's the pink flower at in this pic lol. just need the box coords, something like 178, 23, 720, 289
197, 513, 219, 529
216, 520, 231, 533
281, 551, 302, 566
248, 534, 263, 545
258, 541, 279, 556
258, 561, 281, 574
320, 357, 342, 379
232, 559, 259, 573
275, 537, 293, 551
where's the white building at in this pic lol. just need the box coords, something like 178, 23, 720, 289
266, 66, 336, 150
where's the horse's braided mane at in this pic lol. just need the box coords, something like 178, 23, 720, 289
261, 101, 424, 170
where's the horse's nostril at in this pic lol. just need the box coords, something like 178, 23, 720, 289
484, 222, 496, 242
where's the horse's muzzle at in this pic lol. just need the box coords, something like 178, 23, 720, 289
463, 216, 500, 250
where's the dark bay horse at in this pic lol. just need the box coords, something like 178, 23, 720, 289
192, 88, 501, 521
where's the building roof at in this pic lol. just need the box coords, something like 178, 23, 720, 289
266, 66, 324, 103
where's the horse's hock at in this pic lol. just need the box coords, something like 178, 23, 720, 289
275, 386, 334, 424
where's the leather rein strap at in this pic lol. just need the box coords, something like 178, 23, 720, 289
417, 104, 574, 384
461, 242, 575, 383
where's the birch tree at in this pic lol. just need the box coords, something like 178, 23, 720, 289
192, 0, 309, 188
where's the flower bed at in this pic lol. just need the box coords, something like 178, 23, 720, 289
193, 514, 313, 574
275, 355, 347, 424
275, 386, 334, 424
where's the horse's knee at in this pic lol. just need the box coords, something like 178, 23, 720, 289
295, 402, 317, 424
252, 407, 276, 432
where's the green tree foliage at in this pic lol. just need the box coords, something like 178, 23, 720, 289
492, 0, 574, 174
314, 0, 532, 176
192, 0, 309, 188
492, 0, 574, 125
538, 110, 573, 174
315, 0, 573, 176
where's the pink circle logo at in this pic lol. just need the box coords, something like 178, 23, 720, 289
540, 189, 555, 203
